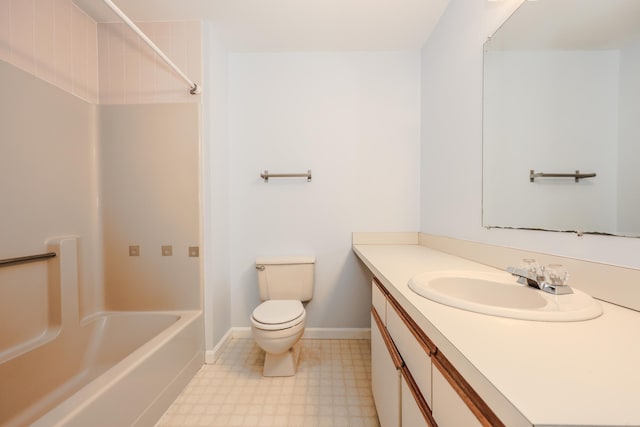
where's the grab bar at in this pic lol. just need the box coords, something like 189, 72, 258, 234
0, 252, 57, 268
530, 169, 596, 183
260, 170, 312, 183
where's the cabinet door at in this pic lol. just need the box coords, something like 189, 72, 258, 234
432, 362, 483, 427
401, 367, 436, 427
386, 301, 433, 407
401, 377, 425, 427
371, 310, 402, 427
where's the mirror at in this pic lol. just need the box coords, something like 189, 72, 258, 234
483, 0, 640, 237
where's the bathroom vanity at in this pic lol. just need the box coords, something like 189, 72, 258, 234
354, 234, 640, 427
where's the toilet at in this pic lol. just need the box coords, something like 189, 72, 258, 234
250, 256, 315, 377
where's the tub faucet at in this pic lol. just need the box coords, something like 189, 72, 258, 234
506, 265, 574, 295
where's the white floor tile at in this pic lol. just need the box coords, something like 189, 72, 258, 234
156, 338, 379, 427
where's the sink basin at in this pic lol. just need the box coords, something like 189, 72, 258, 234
408, 271, 602, 321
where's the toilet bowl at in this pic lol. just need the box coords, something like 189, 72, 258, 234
251, 299, 306, 377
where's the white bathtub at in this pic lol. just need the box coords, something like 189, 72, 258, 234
1, 310, 203, 427
1, 237, 203, 426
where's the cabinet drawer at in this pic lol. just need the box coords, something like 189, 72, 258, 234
372, 279, 387, 325
371, 311, 401, 427
386, 301, 433, 407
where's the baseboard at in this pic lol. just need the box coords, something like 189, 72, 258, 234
205, 327, 371, 364
204, 327, 236, 364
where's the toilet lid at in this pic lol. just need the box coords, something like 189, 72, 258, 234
252, 300, 304, 325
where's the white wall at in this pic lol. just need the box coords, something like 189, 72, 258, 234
420, 0, 640, 269
228, 52, 421, 328
202, 23, 231, 350
483, 50, 618, 232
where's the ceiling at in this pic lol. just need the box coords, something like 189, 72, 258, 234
487, 0, 640, 50
73, 0, 451, 51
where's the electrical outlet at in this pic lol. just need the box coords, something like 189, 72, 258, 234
129, 245, 140, 256
162, 245, 172, 256
189, 246, 199, 257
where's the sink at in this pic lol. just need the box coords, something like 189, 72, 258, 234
408, 271, 602, 321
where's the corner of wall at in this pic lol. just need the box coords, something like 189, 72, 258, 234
201, 21, 232, 351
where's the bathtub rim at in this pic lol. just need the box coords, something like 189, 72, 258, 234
79, 309, 183, 327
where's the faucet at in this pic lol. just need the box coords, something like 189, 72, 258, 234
506, 264, 574, 295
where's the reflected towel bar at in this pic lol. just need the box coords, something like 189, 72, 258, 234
261, 170, 312, 183
529, 169, 596, 183
0, 252, 56, 268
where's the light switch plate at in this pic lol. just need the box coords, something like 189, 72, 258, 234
189, 246, 199, 257
129, 245, 140, 256
162, 245, 172, 256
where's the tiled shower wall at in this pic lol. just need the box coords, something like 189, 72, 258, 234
0, 0, 99, 103
0, 0, 202, 105
98, 21, 202, 104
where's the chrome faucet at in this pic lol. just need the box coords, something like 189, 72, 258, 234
507, 264, 574, 295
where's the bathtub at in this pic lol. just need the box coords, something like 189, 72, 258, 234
0, 238, 203, 427
0, 310, 203, 427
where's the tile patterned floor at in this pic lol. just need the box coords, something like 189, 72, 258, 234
156, 338, 379, 427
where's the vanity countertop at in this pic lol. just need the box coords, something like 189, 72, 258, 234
354, 243, 640, 427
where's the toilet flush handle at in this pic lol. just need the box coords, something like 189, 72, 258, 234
256, 265, 265, 271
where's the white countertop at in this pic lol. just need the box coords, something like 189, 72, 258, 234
354, 243, 640, 427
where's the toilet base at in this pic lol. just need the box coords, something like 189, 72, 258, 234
263, 343, 301, 377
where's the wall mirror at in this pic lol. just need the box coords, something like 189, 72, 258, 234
483, 0, 640, 237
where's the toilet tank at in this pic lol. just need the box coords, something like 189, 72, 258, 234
256, 256, 315, 301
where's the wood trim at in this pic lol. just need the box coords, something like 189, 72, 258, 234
373, 276, 389, 296
386, 291, 437, 355
371, 306, 403, 369
432, 353, 505, 427
401, 365, 438, 427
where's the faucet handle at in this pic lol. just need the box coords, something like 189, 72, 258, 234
521, 258, 543, 279
544, 264, 568, 286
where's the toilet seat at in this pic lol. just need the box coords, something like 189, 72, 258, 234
251, 300, 305, 331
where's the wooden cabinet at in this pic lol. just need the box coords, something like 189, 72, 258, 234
371, 277, 504, 427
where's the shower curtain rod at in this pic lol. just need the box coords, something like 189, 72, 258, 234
102, 0, 202, 95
